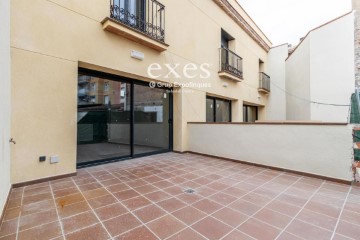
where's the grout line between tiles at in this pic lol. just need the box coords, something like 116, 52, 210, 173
2, 153, 356, 240
70, 178, 114, 240
220, 175, 306, 240
130, 167, 282, 240
330, 184, 352, 240
97, 157, 267, 240
15, 186, 25, 240
49, 181, 66, 239
86, 168, 163, 240
274, 181, 327, 240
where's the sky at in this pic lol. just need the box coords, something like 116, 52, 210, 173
237, 0, 352, 46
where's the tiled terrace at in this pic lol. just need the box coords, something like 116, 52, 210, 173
1, 153, 360, 240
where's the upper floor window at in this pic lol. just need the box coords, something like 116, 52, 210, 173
110, 0, 165, 42
90, 82, 96, 92
206, 96, 231, 123
104, 82, 110, 92
104, 95, 110, 105
113, 0, 145, 25
221, 29, 233, 49
219, 29, 243, 81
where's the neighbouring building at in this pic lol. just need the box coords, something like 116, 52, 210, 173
285, 12, 355, 122
266, 10, 356, 122
355, 0, 360, 88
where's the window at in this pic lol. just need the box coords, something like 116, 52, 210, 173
206, 96, 231, 122
243, 105, 258, 123
221, 29, 234, 49
90, 82, 96, 92
104, 95, 110, 105
114, 0, 146, 26
104, 82, 110, 92
90, 96, 96, 103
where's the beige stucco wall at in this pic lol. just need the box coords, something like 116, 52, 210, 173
309, 13, 355, 122
267, 44, 288, 120
286, 37, 311, 120
11, 0, 270, 183
286, 13, 355, 122
188, 123, 353, 181
0, 0, 11, 214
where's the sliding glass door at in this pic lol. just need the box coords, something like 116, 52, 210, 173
134, 85, 170, 155
77, 75, 131, 164
77, 71, 172, 166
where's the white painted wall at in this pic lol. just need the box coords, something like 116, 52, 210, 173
286, 13, 355, 122
286, 37, 311, 120
0, 0, 12, 215
188, 123, 353, 181
267, 44, 288, 120
310, 13, 355, 122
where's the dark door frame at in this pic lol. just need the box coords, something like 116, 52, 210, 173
77, 68, 173, 168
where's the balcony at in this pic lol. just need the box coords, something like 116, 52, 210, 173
102, 0, 169, 52
218, 47, 243, 82
258, 72, 270, 93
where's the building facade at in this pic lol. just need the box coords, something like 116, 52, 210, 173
1, 0, 358, 219
8, 0, 272, 188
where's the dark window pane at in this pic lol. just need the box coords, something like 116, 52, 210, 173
206, 98, 214, 122
216, 99, 230, 122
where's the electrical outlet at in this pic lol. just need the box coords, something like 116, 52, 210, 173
50, 156, 59, 164
39, 156, 46, 162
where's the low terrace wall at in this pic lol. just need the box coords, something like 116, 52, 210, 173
187, 122, 353, 182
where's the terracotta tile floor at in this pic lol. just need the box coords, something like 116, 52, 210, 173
1, 152, 360, 240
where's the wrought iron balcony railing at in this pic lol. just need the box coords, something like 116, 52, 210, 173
110, 0, 165, 42
259, 72, 270, 92
219, 47, 243, 79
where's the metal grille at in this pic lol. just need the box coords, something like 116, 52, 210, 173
259, 72, 270, 92
110, 0, 165, 42
219, 47, 243, 79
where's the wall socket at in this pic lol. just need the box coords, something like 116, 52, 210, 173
50, 156, 59, 164
39, 156, 46, 162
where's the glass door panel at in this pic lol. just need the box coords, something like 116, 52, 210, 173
77, 75, 131, 165
133, 84, 170, 155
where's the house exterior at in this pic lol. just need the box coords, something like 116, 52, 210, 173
5, 0, 272, 189
266, 12, 356, 122
1, 0, 359, 223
